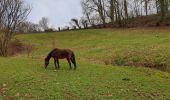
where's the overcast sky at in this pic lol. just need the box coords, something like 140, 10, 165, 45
25, 0, 82, 28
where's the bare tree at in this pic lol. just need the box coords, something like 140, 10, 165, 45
80, 17, 88, 29
144, 0, 149, 16
158, 0, 169, 20
16, 21, 41, 33
123, 0, 128, 19
71, 18, 81, 29
0, 0, 31, 56
114, 0, 122, 26
81, 0, 107, 25
81, 0, 94, 26
109, 0, 116, 25
81, 0, 170, 27
39, 17, 49, 31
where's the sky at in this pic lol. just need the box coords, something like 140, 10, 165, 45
25, 0, 82, 28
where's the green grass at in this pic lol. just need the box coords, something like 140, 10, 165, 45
1, 28, 170, 99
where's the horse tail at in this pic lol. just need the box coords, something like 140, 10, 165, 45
71, 52, 77, 69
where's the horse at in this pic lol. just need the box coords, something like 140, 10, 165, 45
44, 48, 77, 70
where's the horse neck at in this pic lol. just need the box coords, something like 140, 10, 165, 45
46, 50, 53, 61
46, 55, 51, 61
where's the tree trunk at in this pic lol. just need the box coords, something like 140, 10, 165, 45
160, 0, 165, 20
97, 0, 106, 25
0, 34, 10, 57
124, 0, 128, 19
86, 13, 92, 26
116, 0, 121, 27
155, 0, 159, 14
110, 0, 115, 25
144, 0, 148, 16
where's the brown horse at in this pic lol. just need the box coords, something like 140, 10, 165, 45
44, 48, 77, 70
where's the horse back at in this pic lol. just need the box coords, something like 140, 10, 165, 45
52, 48, 73, 59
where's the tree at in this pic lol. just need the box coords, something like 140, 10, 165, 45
16, 21, 41, 33
109, 0, 115, 25
123, 0, 128, 19
71, 18, 81, 29
115, 0, 121, 26
81, 0, 170, 27
81, 0, 107, 25
0, 0, 31, 56
158, 0, 169, 20
144, 0, 149, 16
81, 0, 94, 26
96, 0, 107, 25
80, 17, 88, 29
39, 17, 49, 31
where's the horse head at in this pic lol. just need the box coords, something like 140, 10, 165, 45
44, 57, 49, 68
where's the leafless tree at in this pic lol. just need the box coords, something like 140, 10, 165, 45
16, 21, 41, 33
158, 0, 169, 20
71, 18, 81, 29
81, 0, 94, 26
81, 0, 170, 27
39, 17, 49, 31
108, 0, 116, 25
81, 0, 107, 25
123, 0, 128, 19
0, 0, 31, 56
80, 17, 88, 29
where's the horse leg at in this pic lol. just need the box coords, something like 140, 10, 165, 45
67, 58, 72, 70
56, 59, 60, 69
54, 59, 57, 70
71, 58, 76, 70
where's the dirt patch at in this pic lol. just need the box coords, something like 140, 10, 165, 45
0, 83, 13, 100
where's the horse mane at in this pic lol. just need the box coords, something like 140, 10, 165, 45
46, 49, 56, 60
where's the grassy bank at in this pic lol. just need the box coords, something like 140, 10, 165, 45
1, 28, 170, 99
18, 28, 170, 71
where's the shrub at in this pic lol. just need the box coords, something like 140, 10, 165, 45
45, 28, 55, 32
8, 39, 34, 56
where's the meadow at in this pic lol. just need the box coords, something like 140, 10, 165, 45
0, 28, 170, 99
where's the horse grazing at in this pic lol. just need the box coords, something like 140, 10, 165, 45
44, 48, 77, 70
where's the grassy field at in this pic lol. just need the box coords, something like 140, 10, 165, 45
1, 28, 170, 99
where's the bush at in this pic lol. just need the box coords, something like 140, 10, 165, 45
45, 28, 55, 32
8, 39, 34, 56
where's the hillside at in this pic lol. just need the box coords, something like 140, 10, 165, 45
90, 14, 170, 29
0, 28, 170, 99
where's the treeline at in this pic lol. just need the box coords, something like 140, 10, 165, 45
76, 0, 170, 28
14, 0, 170, 33
16, 17, 57, 33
